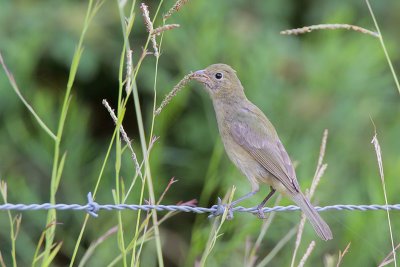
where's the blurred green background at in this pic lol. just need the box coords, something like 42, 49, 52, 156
0, 0, 399, 266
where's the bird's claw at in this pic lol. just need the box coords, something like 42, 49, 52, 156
256, 206, 267, 219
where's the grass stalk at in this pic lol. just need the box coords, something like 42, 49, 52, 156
245, 195, 282, 267
69, 128, 119, 267
43, 1, 103, 265
198, 188, 236, 267
366, 0, 400, 95
0, 54, 56, 140
297, 241, 315, 267
371, 127, 397, 267
0, 181, 20, 267
255, 227, 297, 267
365, 5, 400, 262
131, 30, 164, 266
78, 226, 118, 267
185, 141, 224, 265
290, 129, 329, 267
336, 242, 351, 267
115, 1, 168, 266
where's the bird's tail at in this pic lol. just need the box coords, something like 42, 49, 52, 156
291, 193, 333, 241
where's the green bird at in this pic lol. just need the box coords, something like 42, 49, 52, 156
192, 63, 333, 241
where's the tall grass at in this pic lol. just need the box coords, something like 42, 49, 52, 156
44, 1, 105, 265
366, 0, 398, 265
0, 182, 20, 267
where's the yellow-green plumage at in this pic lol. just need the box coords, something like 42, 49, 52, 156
192, 63, 332, 241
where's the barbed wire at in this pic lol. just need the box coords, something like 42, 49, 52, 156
0, 193, 399, 218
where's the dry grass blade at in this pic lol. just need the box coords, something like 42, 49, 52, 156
157, 177, 179, 205
315, 129, 328, 174
163, 0, 190, 20
198, 187, 236, 267
291, 212, 307, 267
291, 130, 329, 267
297, 241, 315, 267
78, 226, 118, 267
154, 72, 194, 115
309, 163, 328, 198
152, 24, 180, 36
281, 24, 379, 38
0, 252, 5, 267
245, 195, 282, 267
371, 123, 397, 267
336, 242, 351, 267
255, 227, 297, 267
291, 130, 329, 266
134, 178, 190, 241
310, 129, 329, 196
379, 243, 400, 267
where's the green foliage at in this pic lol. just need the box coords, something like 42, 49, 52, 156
0, 0, 399, 266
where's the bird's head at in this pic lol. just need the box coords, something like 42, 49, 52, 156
192, 63, 244, 99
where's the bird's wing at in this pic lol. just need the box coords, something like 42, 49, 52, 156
229, 108, 300, 194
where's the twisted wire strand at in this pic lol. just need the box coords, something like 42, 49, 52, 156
0, 193, 399, 218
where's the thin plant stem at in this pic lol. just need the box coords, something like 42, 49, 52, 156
336, 243, 351, 267
371, 124, 397, 267
255, 227, 297, 267
246, 195, 282, 267
116, 1, 167, 266
366, 0, 400, 95
291, 130, 329, 267
0, 54, 56, 141
297, 241, 315, 267
78, 226, 118, 267
69, 128, 119, 267
130, 2, 166, 266
185, 141, 224, 265
114, 111, 127, 267
44, 0, 103, 264
198, 188, 235, 267
378, 243, 400, 267
132, 26, 164, 267
0, 182, 19, 267
280, 24, 379, 38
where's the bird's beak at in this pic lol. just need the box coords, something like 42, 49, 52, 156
191, 69, 209, 84
193, 69, 206, 76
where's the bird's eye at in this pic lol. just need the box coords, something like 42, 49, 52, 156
215, 72, 223, 80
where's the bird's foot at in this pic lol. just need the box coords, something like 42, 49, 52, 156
256, 206, 267, 219
209, 197, 234, 220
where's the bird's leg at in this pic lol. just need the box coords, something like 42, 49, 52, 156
230, 189, 259, 207
257, 187, 276, 219
209, 189, 259, 220
221, 189, 258, 220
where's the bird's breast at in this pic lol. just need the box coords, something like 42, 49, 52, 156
216, 117, 267, 184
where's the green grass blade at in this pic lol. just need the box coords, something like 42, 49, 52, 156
366, 0, 400, 94
0, 53, 57, 141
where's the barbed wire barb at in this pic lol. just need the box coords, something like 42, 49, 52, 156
86, 192, 100, 217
